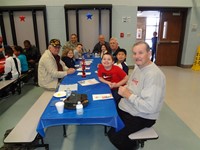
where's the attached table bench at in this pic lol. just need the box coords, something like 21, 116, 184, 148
4, 91, 54, 149
128, 127, 159, 149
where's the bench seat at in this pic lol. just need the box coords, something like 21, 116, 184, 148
4, 91, 54, 149
128, 127, 159, 149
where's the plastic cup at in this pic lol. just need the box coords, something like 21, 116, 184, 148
55, 101, 64, 114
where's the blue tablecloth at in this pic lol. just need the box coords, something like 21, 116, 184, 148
36, 57, 124, 137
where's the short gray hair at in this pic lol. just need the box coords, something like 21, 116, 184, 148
133, 41, 150, 52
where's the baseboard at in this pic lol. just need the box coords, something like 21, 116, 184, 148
179, 64, 193, 68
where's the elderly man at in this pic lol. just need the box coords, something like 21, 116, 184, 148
38, 39, 75, 90
109, 37, 125, 62
108, 41, 166, 150
93, 34, 110, 54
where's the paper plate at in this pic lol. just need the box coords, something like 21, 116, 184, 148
53, 91, 66, 98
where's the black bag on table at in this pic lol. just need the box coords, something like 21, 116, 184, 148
64, 92, 89, 109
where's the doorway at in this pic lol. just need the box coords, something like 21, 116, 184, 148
137, 7, 188, 66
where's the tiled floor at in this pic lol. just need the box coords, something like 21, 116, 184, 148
0, 66, 200, 150
160, 66, 200, 139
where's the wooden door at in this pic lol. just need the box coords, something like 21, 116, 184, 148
156, 11, 184, 66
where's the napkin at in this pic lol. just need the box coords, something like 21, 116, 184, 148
76, 67, 90, 71
78, 78, 99, 86
58, 84, 78, 91
77, 72, 91, 76
92, 94, 113, 101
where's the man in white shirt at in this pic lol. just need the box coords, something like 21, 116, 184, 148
38, 39, 75, 90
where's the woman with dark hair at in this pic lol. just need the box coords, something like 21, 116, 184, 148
13, 46, 28, 74
100, 44, 109, 58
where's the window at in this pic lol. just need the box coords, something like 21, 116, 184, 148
145, 17, 159, 47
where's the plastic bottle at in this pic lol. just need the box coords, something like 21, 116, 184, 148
65, 88, 71, 98
76, 101, 83, 115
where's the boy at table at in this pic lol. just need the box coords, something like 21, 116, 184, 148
97, 53, 128, 104
73, 43, 83, 61
114, 48, 129, 75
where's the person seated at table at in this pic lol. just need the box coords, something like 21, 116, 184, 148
62, 33, 79, 52
61, 48, 75, 68
0, 36, 5, 59
114, 48, 129, 75
100, 44, 109, 58
73, 43, 83, 60
4, 45, 21, 80
107, 41, 166, 150
13, 45, 29, 74
38, 39, 75, 91
109, 37, 125, 62
0, 46, 21, 97
97, 53, 128, 104
23, 40, 41, 86
93, 34, 110, 54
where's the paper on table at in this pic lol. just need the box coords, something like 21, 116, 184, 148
85, 59, 93, 61
77, 72, 91, 76
85, 59, 93, 63
78, 78, 99, 86
76, 67, 90, 71
92, 94, 113, 101
58, 84, 78, 91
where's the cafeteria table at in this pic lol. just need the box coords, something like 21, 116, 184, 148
37, 57, 124, 137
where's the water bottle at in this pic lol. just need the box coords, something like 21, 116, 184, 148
65, 88, 71, 98
2, 75, 5, 82
76, 101, 83, 115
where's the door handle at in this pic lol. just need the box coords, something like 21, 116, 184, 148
158, 41, 179, 44
171, 41, 179, 43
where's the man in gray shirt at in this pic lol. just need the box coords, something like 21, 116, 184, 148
108, 41, 166, 150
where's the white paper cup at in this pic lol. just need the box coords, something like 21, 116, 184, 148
55, 101, 64, 114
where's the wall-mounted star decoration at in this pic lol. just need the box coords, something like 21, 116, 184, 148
86, 12, 93, 20
19, 16, 25, 22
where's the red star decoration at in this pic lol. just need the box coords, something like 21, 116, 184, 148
19, 16, 25, 22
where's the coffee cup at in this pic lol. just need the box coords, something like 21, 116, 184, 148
55, 101, 64, 114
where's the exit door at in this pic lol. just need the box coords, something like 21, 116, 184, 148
156, 11, 185, 66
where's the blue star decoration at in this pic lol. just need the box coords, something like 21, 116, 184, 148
86, 12, 93, 20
